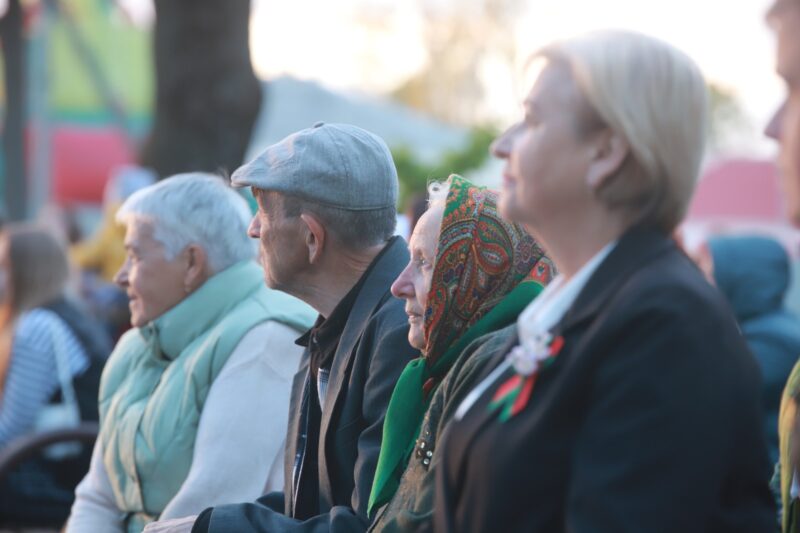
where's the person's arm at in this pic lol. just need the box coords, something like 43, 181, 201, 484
65, 438, 126, 533
158, 321, 303, 520
196, 316, 413, 533
565, 292, 775, 532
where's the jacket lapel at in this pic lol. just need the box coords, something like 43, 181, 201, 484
285, 350, 311, 515
452, 227, 677, 454
556, 226, 675, 335
317, 237, 409, 509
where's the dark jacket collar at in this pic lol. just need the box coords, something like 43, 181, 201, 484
323, 235, 408, 372
296, 257, 372, 379
296, 235, 397, 350
316, 235, 409, 506
556, 225, 675, 334
319, 235, 408, 418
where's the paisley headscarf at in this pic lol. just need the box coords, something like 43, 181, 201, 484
369, 175, 554, 515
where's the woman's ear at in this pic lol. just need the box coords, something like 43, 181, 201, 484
183, 244, 209, 293
300, 213, 326, 265
586, 129, 630, 190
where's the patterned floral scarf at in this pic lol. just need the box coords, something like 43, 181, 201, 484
369, 175, 554, 516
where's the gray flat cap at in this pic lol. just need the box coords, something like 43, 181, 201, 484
231, 122, 398, 211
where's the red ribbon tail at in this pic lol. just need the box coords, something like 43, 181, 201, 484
492, 374, 522, 403
549, 336, 565, 356
510, 374, 537, 417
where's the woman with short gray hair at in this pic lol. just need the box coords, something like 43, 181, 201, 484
66, 174, 316, 533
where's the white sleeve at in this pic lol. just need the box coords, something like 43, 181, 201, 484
158, 320, 303, 520
65, 438, 126, 533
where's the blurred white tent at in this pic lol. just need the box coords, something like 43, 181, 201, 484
245, 76, 468, 164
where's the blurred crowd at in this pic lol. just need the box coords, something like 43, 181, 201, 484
3, 2, 800, 533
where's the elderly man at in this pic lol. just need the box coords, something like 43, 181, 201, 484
147, 123, 415, 533
766, 1, 800, 531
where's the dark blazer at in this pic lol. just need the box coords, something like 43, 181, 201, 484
434, 227, 776, 533
197, 236, 416, 532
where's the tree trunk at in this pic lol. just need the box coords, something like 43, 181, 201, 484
0, 0, 27, 221
140, 0, 262, 179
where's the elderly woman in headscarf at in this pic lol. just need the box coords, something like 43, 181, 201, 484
431, 31, 775, 532
66, 174, 316, 533
367, 174, 553, 531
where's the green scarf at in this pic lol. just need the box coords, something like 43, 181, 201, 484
368, 175, 553, 516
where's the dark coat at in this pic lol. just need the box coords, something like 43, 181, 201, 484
196, 236, 416, 533
434, 227, 776, 533
710, 235, 800, 466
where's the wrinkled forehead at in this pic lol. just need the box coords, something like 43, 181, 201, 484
409, 203, 445, 257
251, 187, 273, 206
123, 217, 159, 247
251, 187, 288, 221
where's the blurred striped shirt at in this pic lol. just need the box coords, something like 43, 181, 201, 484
0, 308, 89, 446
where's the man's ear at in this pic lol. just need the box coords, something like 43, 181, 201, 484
300, 213, 326, 265
586, 129, 630, 190
183, 244, 209, 293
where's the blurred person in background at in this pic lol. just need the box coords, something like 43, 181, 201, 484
432, 31, 774, 532
403, 192, 429, 239
66, 173, 316, 533
367, 175, 554, 531
764, 0, 800, 529
71, 165, 157, 283
705, 236, 800, 468
0, 224, 112, 527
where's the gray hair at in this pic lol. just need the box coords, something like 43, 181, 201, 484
117, 173, 256, 273
278, 192, 396, 251
427, 179, 451, 210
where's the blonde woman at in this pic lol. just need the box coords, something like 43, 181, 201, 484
433, 31, 775, 532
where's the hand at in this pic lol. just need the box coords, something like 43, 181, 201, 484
142, 515, 199, 533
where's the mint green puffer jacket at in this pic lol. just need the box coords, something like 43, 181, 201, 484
98, 260, 315, 532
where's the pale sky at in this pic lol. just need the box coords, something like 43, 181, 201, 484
121, 0, 784, 156
248, 0, 783, 155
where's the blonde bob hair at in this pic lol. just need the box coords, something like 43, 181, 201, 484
533, 30, 708, 233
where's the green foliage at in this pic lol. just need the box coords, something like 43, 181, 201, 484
707, 82, 746, 149
392, 126, 497, 206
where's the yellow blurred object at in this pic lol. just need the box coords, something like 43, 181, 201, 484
70, 203, 127, 282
